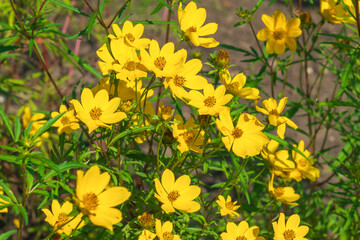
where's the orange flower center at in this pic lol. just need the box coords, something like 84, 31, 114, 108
299, 159, 309, 168
273, 29, 286, 40
232, 128, 243, 138
274, 187, 285, 197
188, 26, 197, 32
124, 60, 137, 71
181, 130, 195, 143
61, 116, 71, 126
174, 75, 186, 87
89, 107, 102, 120
204, 96, 216, 107
161, 106, 172, 116
225, 201, 235, 210
138, 212, 155, 228
329, 8, 336, 16
55, 212, 69, 229
125, 33, 135, 42
236, 237, 247, 240
82, 192, 99, 211
283, 229, 296, 240
168, 190, 180, 202
163, 232, 174, 240
269, 109, 279, 116
154, 56, 166, 70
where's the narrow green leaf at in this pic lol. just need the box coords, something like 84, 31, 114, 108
14, 117, 21, 142
99, 0, 106, 14
109, 125, 155, 146
0, 230, 17, 240
0, 106, 14, 140
32, 112, 65, 140
29, 38, 34, 57
18, 206, 28, 225
87, 12, 98, 40
0, 154, 19, 164
0, 181, 17, 204
252, 0, 265, 13
49, 0, 90, 17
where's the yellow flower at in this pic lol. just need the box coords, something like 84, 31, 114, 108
220, 221, 265, 240
22, 106, 49, 146
132, 100, 156, 144
320, 0, 355, 24
178, 1, 219, 48
140, 40, 187, 78
257, 10, 302, 55
292, 140, 320, 182
172, 114, 205, 153
75, 165, 131, 231
154, 169, 201, 213
137, 212, 155, 229
70, 88, 126, 134
188, 83, 233, 116
42, 200, 84, 235
268, 174, 300, 206
216, 195, 240, 218
51, 105, 80, 135
216, 109, 269, 158
272, 213, 309, 240
219, 69, 260, 100
261, 140, 295, 171
91, 77, 115, 97
158, 102, 173, 121
138, 229, 156, 240
96, 44, 116, 75
109, 21, 151, 50
155, 219, 181, 240
255, 97, 298, 137
0, 186, 9, 213
164, 58, 208, 101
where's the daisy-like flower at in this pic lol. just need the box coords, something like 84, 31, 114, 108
164, 58, 208, 101
0, 187, 9, 213
70, 88, 126, 134
216, 109, 269, 158
219, 69, 260, 100
109, 21, 151, 50
154, 169, 201, 213
51, 105, 80, 135
96, 44, 116, 75
22, 106, 49, 146
255, 97, 298, 137
42, 200, 84, 235
216, 195, 240, 218
320, 0, 354, 24
91, 77, 115, 97
188, 83, 233, 116
155, 219, 181, 240
178, 1, 219, 48
138, 229, 156, 240
75, 165, 131, 231
268, 174, 300, 206
140, 40, 187, 78
220, 221, 265, 240
172, 114, 205, 153
292, 140, 320, 182
261, 140, 295, 171
272, 213, 309, 240
257, 10, 302, 55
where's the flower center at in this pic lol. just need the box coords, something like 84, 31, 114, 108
55, 212, 69, 229
204, 96, 216, 107
181, 130, 195, 143
329, 8, 336, 16
138, 212, 155, 228
125, 33, 135, 42
174, 75, 186, 87
299, 159, 308, 168
273, 29, 286, 40
168, 190, 180, 202
188, 26, 197, 32
283, 229, 296, 240
61, 116, 71, 126
161, 106, 172, 116
225, 202, 234, 210
82, 192, 99, 211
269, 109, 279, 116
124, 60, 137, 71
89, 107, 102, 120
163, 232, 174, 240
274, 187, 285, 197
154, 57, 166, 70
232, 128, 243, 138
236, 237, 247, 240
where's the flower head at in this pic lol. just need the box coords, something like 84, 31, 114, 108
139, 229, 156, 240
51, 105, 80, 135
268, 174, 300, 206
220, 221, 265, 240
154, 169, 201, 213
320, 0, 354, 24
42, 200, 84, 235
261, 140, 295, 171
188, 84, 233, 116
22, 106, 49, 146
216, 195, 240, 218
178, 1, 219, 48
272, 213, 309, 240
257, 10, 302, 55
75, 165, 131, 231
216, 109, 269, 158
292, 140, 320, 182
70, 88, 126, 134
155, 219, 181, 240
138, 212, 155, 229
219, 69, 260, 99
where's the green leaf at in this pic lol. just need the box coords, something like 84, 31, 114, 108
0, 154, 19, 164
0, 181, 17, 204
18, 205, 28, 225
87, 12, 98, 40
14, 117, 21, 142
31, 112, 65, 140
0, 106, 14, 140
0, 230, 17, 240
0, 45, 21, 54
49, 0, 90, 17
109, 125, 155, 146
252, 0, 265, 13
29, 38, 34, 57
